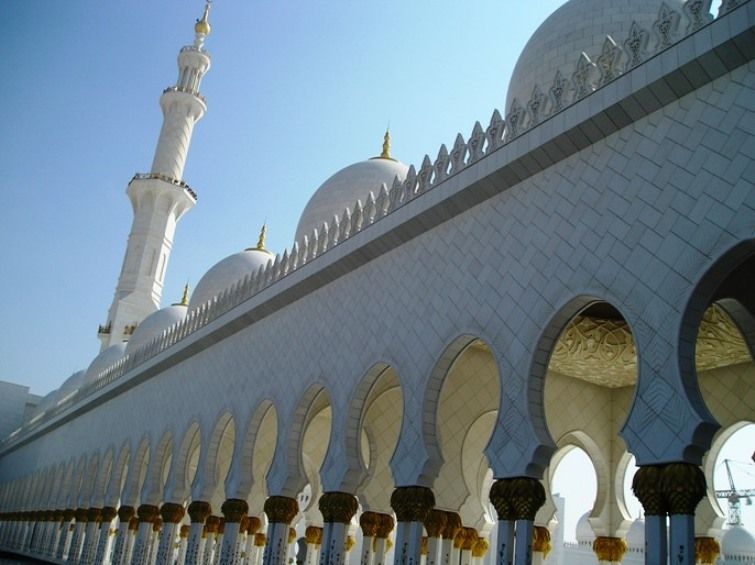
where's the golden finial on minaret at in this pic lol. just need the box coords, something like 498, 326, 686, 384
195, 1, 212, 36
256, 223, 267, 250
380, 129, 391, 159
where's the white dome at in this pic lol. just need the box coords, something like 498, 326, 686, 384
295, 156, 408, 243
125, 304, 187, 354
33, 389, 60, 417
721, 526, 755, 557
56, 370, 86, 404
576, 511, 593, 543
189, 247, 274, 311
83, 342, 127, 388
506, 0, 684, 112
626, 518, 645, 549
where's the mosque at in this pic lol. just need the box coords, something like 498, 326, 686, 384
1, 1, 754, 564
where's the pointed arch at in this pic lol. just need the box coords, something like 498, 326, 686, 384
168, 420, 202, 503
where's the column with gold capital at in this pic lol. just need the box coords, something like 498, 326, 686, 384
80, 507, 103, 564
458, 527, 478, 565
243, 517, 262, 565
155, 503, 185, 565
358, 512, 381, 565
662, 463, 706, 565
438, 512, 460, 565
390, 486, 435, 565
177, 525, 190, 565
423, 509, 446, 565
185, 501, 212, 565
250, 531, 267, 565
373, 514, 394, 565
305, 526, 323, 565
318, 492, 359, 565
632, 465, 667, 565
262, 496, 298, 565
489, 480, 514, 565
219, 499, 249, 565
530, 526, 550, 565
93, 506, 118, 565
201, 515, 221, 565
68, 507, 89, 562
490, 478, 545, 565
111, 506, 135, 565
131, 504, 160, 565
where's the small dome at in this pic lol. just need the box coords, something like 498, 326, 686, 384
83, 342, 128, 389
626, 518, 645, 549
506, 0, 684, 112
125, 304, 187, 354
295, 153, 408, 243
32, 389, 60, 417
189, 244, 274, 311
721, 526, 755, 558
56, 370, 86, 405
576, 512, 593, 543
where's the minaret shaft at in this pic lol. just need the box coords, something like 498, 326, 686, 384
99, 6, 212, 350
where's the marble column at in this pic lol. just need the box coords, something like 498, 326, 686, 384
202, 516, 221, 565
68, 507, 90, 562
80, 507, 103, 564
318, 492, 359, 565
305, 526, 323, 565
632, 466, 668, 565
373, 513, 395, 565
390, 486, 435, 565
111, 506, 137, 565
177, 525, 191, 565
131, 504, 160, 565
243, 517, 262, 565
423, 510, 446, 565
530, 527, 550, 565
662, 463, 706, 565
219, 499, 249, 565
262, 496, 299, 565
94, 506, 119, 565
251, 533, 267, 565
155, 502, 185, 565
438, 512, 461, 565
488, 478, 545, 565
470, 537, 488, 565
185, 501, 212, 565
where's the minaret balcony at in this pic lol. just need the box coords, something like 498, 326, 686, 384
162, 85, 206, 104
130, 172, 198, 201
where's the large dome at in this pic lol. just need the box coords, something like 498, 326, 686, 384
125, 304, 187, 354
506, 0, 684, 111
55, 370, 86, 405
295, 154, 408, 244
83, 342, 127, 389
189, 245, 274, 311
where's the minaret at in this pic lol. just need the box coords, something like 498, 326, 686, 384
98, 3, 213, 350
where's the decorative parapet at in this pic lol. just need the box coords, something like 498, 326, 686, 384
2, 0, 750, 450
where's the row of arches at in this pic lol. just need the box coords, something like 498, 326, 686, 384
1, 247, 753, 565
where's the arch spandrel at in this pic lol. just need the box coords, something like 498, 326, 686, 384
103, 440, 131, 508
164, 420, 201, 503
196, 411, 235, 507
92, 447, 115, 508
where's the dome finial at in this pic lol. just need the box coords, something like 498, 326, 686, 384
180, 282, 190, 306
380, 128, 391, 159
195, 1, 212, 36
256, 223, 267, 250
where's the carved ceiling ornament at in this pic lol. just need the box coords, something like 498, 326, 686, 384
546, 304, 750, 387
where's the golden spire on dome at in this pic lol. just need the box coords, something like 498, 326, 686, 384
379, 129, 391, 159
174, 283, 190, 306
195, 1, 212, 36
256, 223, 267, 250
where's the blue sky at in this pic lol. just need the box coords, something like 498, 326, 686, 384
1, 1, 563, 394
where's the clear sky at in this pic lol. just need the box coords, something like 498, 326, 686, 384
2, 0, 566, 395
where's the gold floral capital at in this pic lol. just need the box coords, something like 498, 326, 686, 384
319, 492, 359, 524
305, 526, 323, 545
390, 486, 435, 523
423, 509, 447, 538
87, 507, 102, 523
420, 536, 429, 555
101, 506, 117, 523
204, 515, 221, 534
461, 527, 479, 551
440, 511, 462, 540
247, 515, 262, 534
592, 537, 627, 562
254, 533, 267, 547
136, 504, 160, 524
509, 478, 546, 520
75, 508, 89, 523
359, 511, 382, 537
117, 506, 135, 523
695, 536, 720, 564
221, 498, 249, 523
128, 516, 139, 531
375, 513, 395, 539
632, 466, 667, 516
345, 535, 356, 552
489, 479, 515, 521
264, 496, 299, 524
288, 527, 297, 544
660, 463, 706, 515
187, 501, 212, 523
472, 538, 490, 558
180, 525, 190, 538
160, 502, 186, 524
